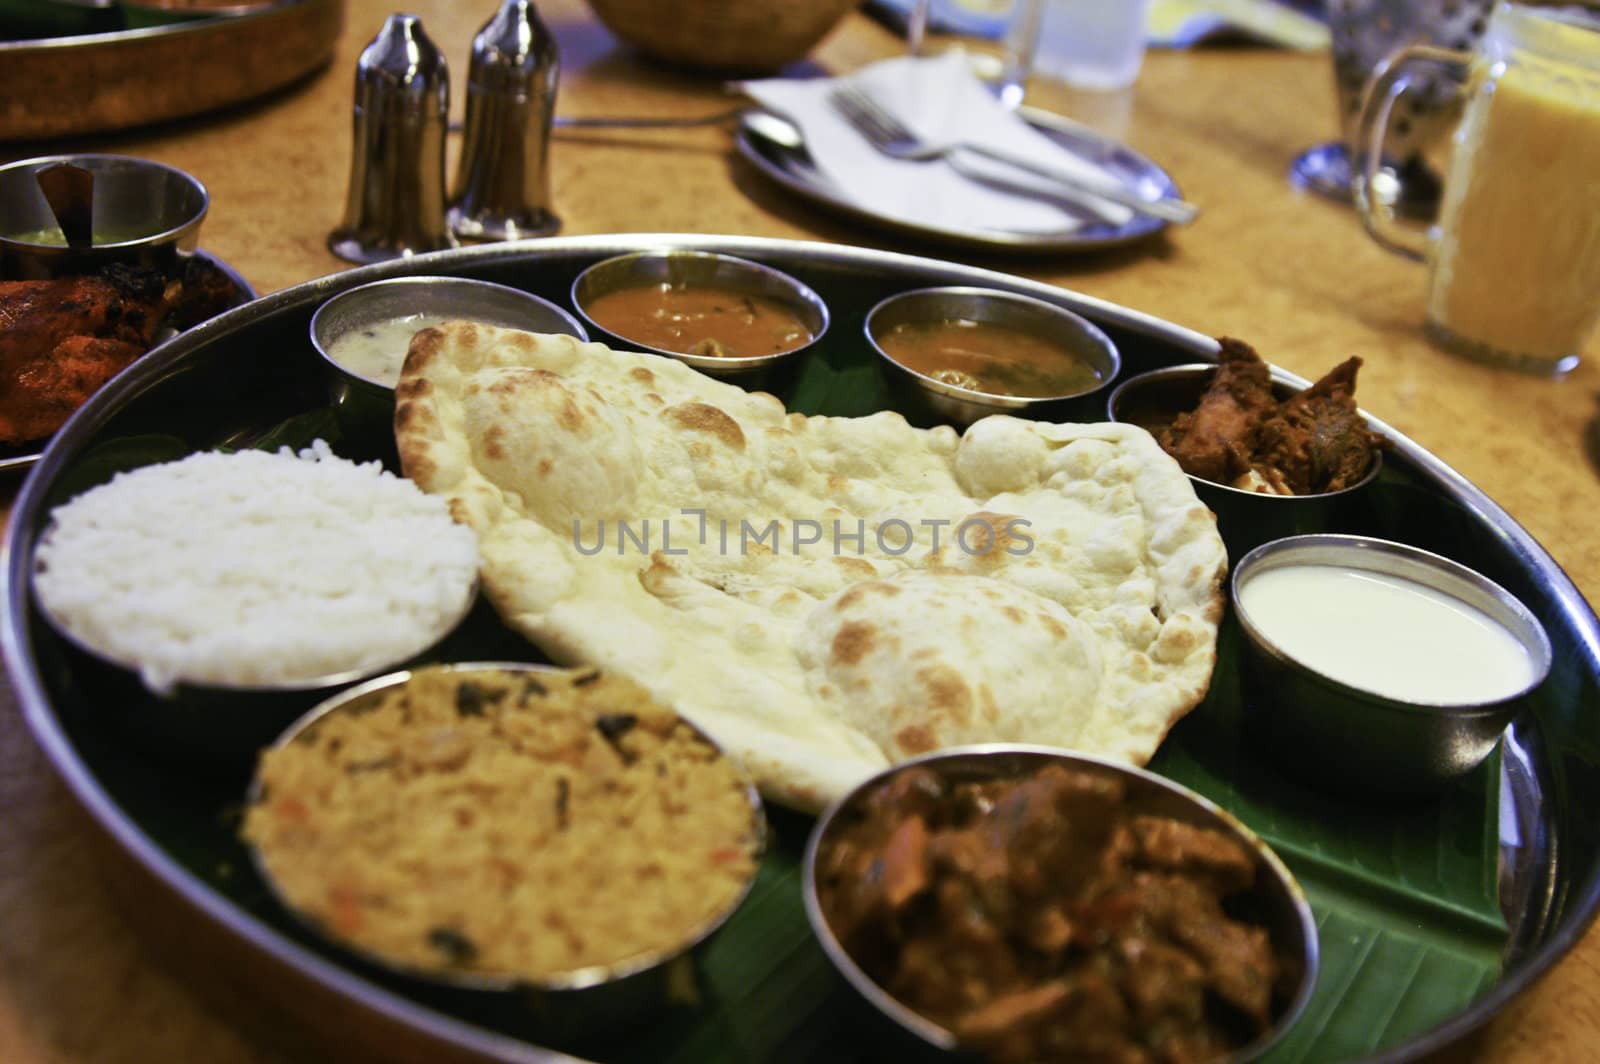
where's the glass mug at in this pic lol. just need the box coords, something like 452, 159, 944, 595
1356, 2, 1600, 375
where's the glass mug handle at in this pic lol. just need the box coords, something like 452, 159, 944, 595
1352, 44, 1471, 263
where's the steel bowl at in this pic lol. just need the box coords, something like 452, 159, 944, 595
246, 661, 768, 1044
27, 471, 479, 763
0, 153, 208, 279
1107, 363, 1384, 558
570, 249, 829, 382
28, 579, 480, 765
865, 286, 1120, 427
310, 275, 588, 460
804, 744, 1320, 1061
1232, 534, 1552, 795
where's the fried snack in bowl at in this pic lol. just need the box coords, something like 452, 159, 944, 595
1107, 340, 1388, 556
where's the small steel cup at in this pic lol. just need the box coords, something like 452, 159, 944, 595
1232, 534, 1552, 795
866, 286, 1119, 428
0, 153, 208, 279
310, 275, 588, 461
571, 250, 829, 383
1106, 363, 1383, 558
28, 572, 478, 765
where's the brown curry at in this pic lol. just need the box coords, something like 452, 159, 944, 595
584, 281, 811, 358
815, 763, 1286, 1063
878, 318, 1102, 398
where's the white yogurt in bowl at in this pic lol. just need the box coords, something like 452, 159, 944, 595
325, 313, 452, 387
1229, 533, 1553, 793
310, 276, 588, 390
1236, 564, 1538, 705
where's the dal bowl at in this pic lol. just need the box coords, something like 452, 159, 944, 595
571, 249, 829, 382
244, 661, 767, 1044
1232, 534, 1552, 795
1107, 363, 1383, 558
805, 745, 1319, 1062
866, 286, 1120, 428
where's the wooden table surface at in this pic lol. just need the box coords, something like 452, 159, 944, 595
4, 2, 1599, 1061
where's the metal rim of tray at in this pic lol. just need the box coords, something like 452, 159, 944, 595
3, 233, 1597, 1063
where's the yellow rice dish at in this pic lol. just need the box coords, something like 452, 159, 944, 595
242, 665, 762, 981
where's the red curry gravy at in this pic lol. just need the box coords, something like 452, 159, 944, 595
585, 282, 812, 359
879, 319, 1102, 398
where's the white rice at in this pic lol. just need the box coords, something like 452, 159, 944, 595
32, 440, 480, 694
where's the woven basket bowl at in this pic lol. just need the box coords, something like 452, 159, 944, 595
587, 0, 861, 74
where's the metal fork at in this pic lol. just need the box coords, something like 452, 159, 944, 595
827, 82, 1199, 226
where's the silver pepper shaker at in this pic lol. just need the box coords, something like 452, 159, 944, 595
448, 0, 561, 242
328, 13, 456, 264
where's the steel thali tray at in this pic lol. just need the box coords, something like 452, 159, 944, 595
4, 235, 1600, 1063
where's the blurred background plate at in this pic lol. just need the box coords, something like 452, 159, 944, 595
735, 106, 1181, 253
0, 0, 344, 142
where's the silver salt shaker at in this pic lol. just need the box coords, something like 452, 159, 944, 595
448, 0, 561, 242
328, 13, 456, 264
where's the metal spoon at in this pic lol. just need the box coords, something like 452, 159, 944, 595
35, 162, 94, 249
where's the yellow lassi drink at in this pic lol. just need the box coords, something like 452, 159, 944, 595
1425, 5, 1600, 372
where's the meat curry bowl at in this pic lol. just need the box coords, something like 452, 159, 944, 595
243, 662, 766, 1041
865, 287, 1120, 428
1107, 353, 1386, 558
804, 747, 1317, 1064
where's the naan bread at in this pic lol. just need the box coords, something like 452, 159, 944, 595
396, 324, 1227, 811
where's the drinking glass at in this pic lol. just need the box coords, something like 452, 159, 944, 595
1289, 0, 1493, 212
904, 0, 1045, 108
1355, 1, 1600, 374
904, 1, 1152, 106
1031, 0, 1153, 92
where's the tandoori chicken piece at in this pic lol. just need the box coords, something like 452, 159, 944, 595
1154, 337, 1278, 487
0, 261, 235, 446
1155, 338, 1386, 496
1255, 356, 1383, 494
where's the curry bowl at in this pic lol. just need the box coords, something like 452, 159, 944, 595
804, 745, 1319, 1062
1232, 534, 1552, 795
243, 661, 767, 1043
0, 153, 209, 279
1107, 363, 1384, 557
570, 249, 829, 380
865, 286, 1120, 427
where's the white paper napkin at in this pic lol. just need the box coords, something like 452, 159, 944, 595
740, 52, 1135, 235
